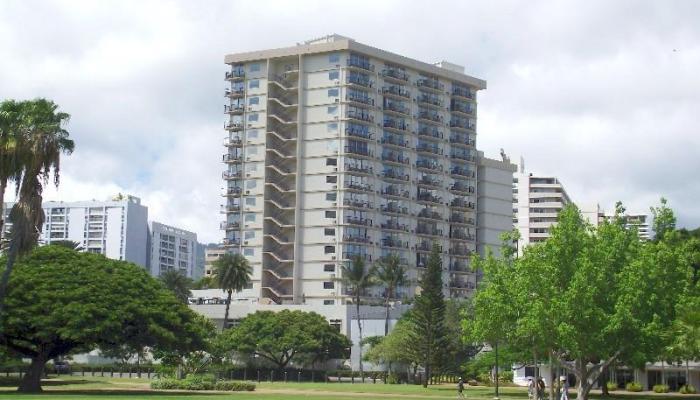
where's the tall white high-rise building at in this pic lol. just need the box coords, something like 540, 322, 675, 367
221, 34, 514, 306
148, 221, 198, 278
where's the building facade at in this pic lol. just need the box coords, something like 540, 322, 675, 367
602, 212, 652, 240
204, 245, 227, 277
222, 34, 493, 305
148, 221, 198, 278
476, 152, 517, 259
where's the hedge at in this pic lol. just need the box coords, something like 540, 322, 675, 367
150, 375, 255, 391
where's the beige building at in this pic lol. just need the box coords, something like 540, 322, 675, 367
204, 245, 226, 277
221, 34, 515, 306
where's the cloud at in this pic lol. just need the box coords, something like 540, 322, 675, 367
1, 0, 699, 242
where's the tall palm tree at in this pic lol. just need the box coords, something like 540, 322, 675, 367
159, 269, 193, 303
337, 256, 375, 382
0, 100, 28, 244
213, 253, 252, 332
50, 240, 84, 251
0, 99, 74, 315
374, 254, 407, 336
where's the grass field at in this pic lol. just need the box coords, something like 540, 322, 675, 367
1, 376, 698, 400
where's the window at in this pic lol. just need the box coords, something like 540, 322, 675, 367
326, 175, 337, 183
246, 163, 257, 171
245, 197, 256, 206
246, 180, 257, 189
324, 299, 335, 305
248, 114, 258, 122
329, 53, 340, 63
248, 97, 259, 105
324, 264, 336, 272
243, 248, 254, 257
248, 80, 259, 89
247, 146, 258, 155
328, 88, 339, 97
323, 281, 335, 289
327, 106, 337, 114
325, 192, 337, 201
326, 158, 337, 166
324, 246, 335, 254
244, 231, 255, 239
249, 63, 261, 72
247, 130, 258, 139
325, 210, 336, 218
327, 122, 338, 132
244, 214, 255, 222
324, 228, 335, 236
328, 70, 339, 80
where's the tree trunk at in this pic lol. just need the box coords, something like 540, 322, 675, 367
424, 361, 430, 388
222, 289, 232, 332
601, 365, 609, 396
384, 294, 390, 336
686, 360, 690, 387
0, 245, 18, 315
549, 353, 555, 400
0, 178, 7, 244
356, 296, 364, 382
18, 353, 48, 393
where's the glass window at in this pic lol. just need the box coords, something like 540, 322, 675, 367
329, 53, 340, 63
246, 180, 257, 189
325, 210, 336, 218
327, 122, 338, 132
247, 130, 258, 139
324, 299, 335, 305
245, 197, 256, 206
246, 163, 257, 171
249, 80, 259, 89
248, 114, 258, 122
328, 88, 339, 97
324, 228, 335, 236
324, 246, 336, 254
328, 70, 339, 80
326, 158, 337, 166
327, 106, 337, 114
244, 231, 255, 239
249, 63, 261, 72
248, 97, 259, 105
244, 214, 255, 222
324, 264, 335, 272
326, 192, 337, 201
247, 146, 258, 155
243, 248, 254, 256
326, 175, 337, 183
323, 281, 335, 289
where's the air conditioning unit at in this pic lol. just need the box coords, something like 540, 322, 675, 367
330, 273, 336, 279
334, 98, 340, 103
245, 190, 250, 195
334, 80, 340, 85
244, 241, 249, 245
334, 116, 339, 120
331, 202, 337, 207
331, 256, 336, 260
333, 167, 338, 172
246, 173, 251, 177
248, 106, 253, 111
332, 185, 337, 189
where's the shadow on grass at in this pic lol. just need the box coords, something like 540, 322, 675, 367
0, 390, 223, 397
0, 377, 99, 387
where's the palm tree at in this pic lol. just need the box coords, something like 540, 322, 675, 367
50, 240, 84, 251
0, 99, 74, 315
0, 100, 28, 244
374, 254, 407, 336
212, 253, 252, 332
337, 256, 375, 382
159, 269, 193, 303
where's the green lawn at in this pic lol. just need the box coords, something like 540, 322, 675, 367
0, 376, 698, 400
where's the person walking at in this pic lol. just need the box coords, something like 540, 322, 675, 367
527, 377, 535, 400
560, 377, 569, 400
536, 377, 546, 400
457, 377, 465, 399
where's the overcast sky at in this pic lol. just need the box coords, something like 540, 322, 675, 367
1, 0, 699, 242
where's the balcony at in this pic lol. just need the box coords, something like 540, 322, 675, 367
342, 252, 372, 261
417, 94, 442, 107
416, 242, 442, 253
417, 191, 442, 205
225, 104, 245, 115
415, 159, 443, 172
417, 175, 442, 188
449, 261, 469, 272
418, 110, 443, 124
417, 78, 444, 92
222, 238, 241, 246
220, 221, 241, 230
449, 280, 475, 289
449, 133, 476, 147
451, 230, 475, 241
383, 102, 411, 116
345, 163, 373, 175
344, 181, 373, 192
345, 126, 374, 140
381, 238, 409, 249
452, 86, 475, 99
225, 122, 244, 131
449, 182, 475, 195
347, 57, 373, 71
223, 187, 243, 197
223, 154, 243, 163
344, 216, 372, 226
449, 214, 475, 225
343, 198, 373, 209
344, 146, 373, 158
220, 204, 240, 213
381, 67, 410, 82
416, 225, 443, 237
450, 198, 476, 210
381, 169, 409, 182
225, 69, 245, 80
416, 144, 442, 156
378, 255, 409, 267
346, 93, 375, 106
449, 246, 472, 257
382, 86, 411, 99
346, 74, 373, 88
417, 126, 444, 140
451, 101, 474, 115
343, 234, 371, 244
380, 135, 409, 148
381, 152, 410, 165
347, 109, 374, 123
380, 220, 409, 232
224, 137, 243, 147
449, 119, 475, 131
417, 208, 442, 221
380, 203, 409, 215
225, 88, 245, 98
451, 167, 475, 178
383, 119, 409, 132
222, 171, 242, 180
380, 186, 410, 199
451, 152, 475, 162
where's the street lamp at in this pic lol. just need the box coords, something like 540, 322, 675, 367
494, 341, 500, 400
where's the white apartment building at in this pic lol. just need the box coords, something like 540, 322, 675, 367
221, 34, 505, 306
603, 212, 652, 240
513, 168, 572, 252
148, 221, 198, 278
477, 152, 517, 259
204, 245, 227, 277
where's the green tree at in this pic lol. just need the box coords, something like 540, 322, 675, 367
49, 240, 83, 251
220, 310, 350, 370
192, 275, 216, 289
409, 244, 447, 387
336, 256, 375, 380
0, 100, 26, 239
0, 245, 208, 393
212, 253, 252, 332
374, 254, 407, 336
364, 314, 420, 376
665, 295, 700, 385
651, 197, 676, 241
159, 269, 193, 303
0, 99, 74, 315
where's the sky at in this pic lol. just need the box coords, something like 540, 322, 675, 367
1, 0, 699, 243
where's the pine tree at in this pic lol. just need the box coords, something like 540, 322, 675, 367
409, 243, 447, 387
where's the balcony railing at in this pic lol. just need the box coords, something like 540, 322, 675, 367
418, 176, 442, 187
380, 203, 409, 215
417, 192, 442, 204
344, 146, 373, 157
223, 187, 243, 197
418, 111, 443, 123
345, 181, 373, 192
346, 93, 375, 106
347, 58, 373, 71
384, 102, 411, 115
225, 122, 244, 131
451, 153, 475, 162
343, 234, 371, 244
383, 119, 409, 131
417, 94, 442, 107
223, 154, 243, 163
347, 75, 372, 88
449, 133, 476, 146
449, 214, 475, 225
416, 144, 442, 155
381, 67, 410, 82
381, 153, 410, 165
345, 163, 373, 175
224, 137, 243, 147
225, 69, 245, 80
416, 225, 443, 236
449, 246, 472, 257
343, 252, 372, 261
222, 171, 242, 180
345, 126, 373, 140
343, 198, 373, 209
382, 86, 411, 99
451, 231, 475, 241
449, 119, 475, 130
452, 86, 475, 99
451, 102, 474, 115
418, 208, 442, 221
380, 187, 410, 199
220, 204, 240, 213
344, 216, 372, 226
382, 169, 409, 181
382, 238, 409, 249
416, 242, 443, 253
416, 160, 443, 172
450, 198, 476, 210
380, 135, 409, 148
417, 78, 444, 91
449, 183, 475, 194
417, 126, 443, 139
450, 261, 469, 272
347, 110, 374, 123
225, 88, 245, 98
451, 167, 475, 178
380, 221, 409, 232
222, 238, 241, 246
225, 104, 245, 114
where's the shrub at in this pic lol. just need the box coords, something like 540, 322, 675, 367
386, 372, 400, 384
680, 385, 697, 394
150, 376, 255, 392
499, 371, 513, 383
214, 381, 256, 391
625, 381, 642, 392
151, 378, 181, 390
467, 379, 479, 386
477, 372, 491, 385
653, 384, 670, 393
606, 382, 618, 391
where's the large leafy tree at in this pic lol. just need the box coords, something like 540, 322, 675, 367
364, 313, 420, 375
159, 269, 193, 303
0, 99, 74, 315
409, 244, 447, 387
0, 245, 208, 393
212, 253, 252, 331
650, 197, 676, 241
220, 310, 350, 369
336, 256, 375, 380
374, 254, 407, 336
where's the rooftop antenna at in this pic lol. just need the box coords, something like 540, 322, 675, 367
519, 156, 525, 173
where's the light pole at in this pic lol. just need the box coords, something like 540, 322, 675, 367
494, 341, 500, 400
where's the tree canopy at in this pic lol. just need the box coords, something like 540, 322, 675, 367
0, 245, 209, 392
219, 309, 350, 370
159, 269, 193, 303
